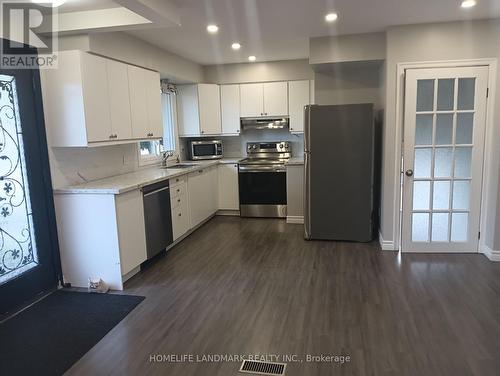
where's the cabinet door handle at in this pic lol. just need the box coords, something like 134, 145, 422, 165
178, 213, 182, 217
199, 170, 203, 173
177, 198, 181, 203
177, 188, 180, 193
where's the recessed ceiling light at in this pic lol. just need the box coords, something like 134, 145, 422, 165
231, 43, 241, 50
461, 0, 477, 8
325, 12, 339, 22
31, 0, 66, 6
248, 55, 256, 62
207, 24, 219, 34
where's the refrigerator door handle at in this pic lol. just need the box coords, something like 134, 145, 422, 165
304, 151, 312, 240
304, 105, 311, 152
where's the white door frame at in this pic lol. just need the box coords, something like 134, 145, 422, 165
392, 59, 497, 253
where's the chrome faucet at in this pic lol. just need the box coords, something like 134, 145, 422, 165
161, 150, 175, 167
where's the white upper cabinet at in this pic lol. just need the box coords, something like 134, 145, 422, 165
240, 83, 264, 117
220, 84, 241, 136
177, 84, 222, 136
288, 80, 310, 133
177, 85, 200, 136
41, 50, 162, 147
263, 82, 288, 116
128, 65, 151, 140
128, 67, 162, 140
198, 84, 222, 135
80, 53, 113, 143
144, 69, 163, 138
106, 59, 132, 140
240, 82, 288, 117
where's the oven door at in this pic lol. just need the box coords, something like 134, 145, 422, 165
238, 165, 287, 217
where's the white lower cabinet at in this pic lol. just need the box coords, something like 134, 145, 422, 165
218, 163, 239, 210
53, 164, 242, 291
286, 164, 304, 223
54, 189, 147, 291
208, 166, 219, 214
170, 176, 190, 241
187, 166, 218, 228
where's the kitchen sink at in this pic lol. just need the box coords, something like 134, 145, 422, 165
162, 163, 197, 169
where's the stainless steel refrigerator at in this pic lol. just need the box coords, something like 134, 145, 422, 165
304, 104, 375, 242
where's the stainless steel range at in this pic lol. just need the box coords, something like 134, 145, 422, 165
238, 141, 291, 218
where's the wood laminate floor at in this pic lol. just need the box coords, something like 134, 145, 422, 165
67, 217, 500, 376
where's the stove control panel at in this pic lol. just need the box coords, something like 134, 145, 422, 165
246, 142, 291, 154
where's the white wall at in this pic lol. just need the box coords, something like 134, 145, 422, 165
313, 62, 384, 109
204, 59, 313, 84
381, 19, 500, 251
58, 33, 204, 83
309, 33, 386, 65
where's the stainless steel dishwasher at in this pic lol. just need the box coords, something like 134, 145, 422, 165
142, 180, 173, 259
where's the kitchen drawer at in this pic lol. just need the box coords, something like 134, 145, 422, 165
170, 191, 187, 210
172, 203, 190, 241
170, 182, 187, 199
170, 175, 187, 188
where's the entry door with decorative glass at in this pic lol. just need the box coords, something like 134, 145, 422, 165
0, 60, 60, 316
401, 66, 489, 252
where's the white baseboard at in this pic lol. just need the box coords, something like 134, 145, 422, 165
480, 244, 500, 262
122, 266, 141, 284
379, 232, 397, 251
286, 216, 304, 224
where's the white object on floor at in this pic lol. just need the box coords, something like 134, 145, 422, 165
88, 278, 109, 293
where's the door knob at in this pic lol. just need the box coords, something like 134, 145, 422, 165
405, 169, 414, 177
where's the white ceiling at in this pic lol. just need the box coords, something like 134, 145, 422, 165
56, 0, 120, 13
124, 0, 500, 65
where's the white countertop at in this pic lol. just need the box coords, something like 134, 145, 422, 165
54, 159, 242, 195
286, 157, 304, 166
53, 156, 306, 195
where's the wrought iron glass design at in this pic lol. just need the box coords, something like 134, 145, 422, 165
0, 74, 38, 284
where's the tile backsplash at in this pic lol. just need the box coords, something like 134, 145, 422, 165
181, 129, 304, 159
49, 143, 140, 188
50, 130, 303, 189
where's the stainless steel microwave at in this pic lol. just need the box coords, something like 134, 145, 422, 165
189, 140, 223, 160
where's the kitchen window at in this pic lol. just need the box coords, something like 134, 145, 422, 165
138, 83, 178, 165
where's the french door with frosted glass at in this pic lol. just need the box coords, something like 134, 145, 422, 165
401, 66, 489, 253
